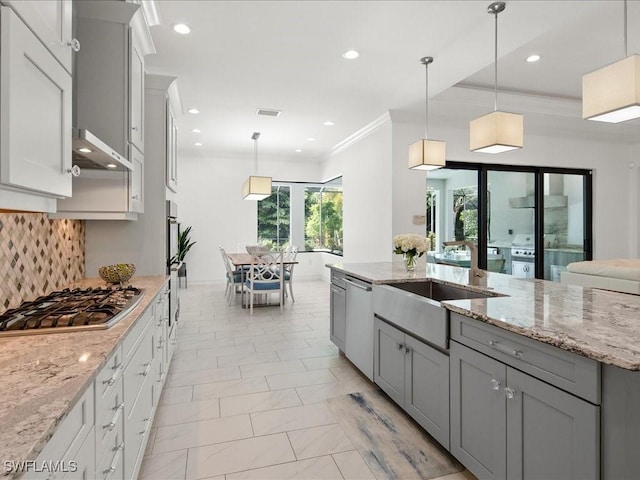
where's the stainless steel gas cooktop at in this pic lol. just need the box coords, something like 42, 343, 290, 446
0, 286, 144, 336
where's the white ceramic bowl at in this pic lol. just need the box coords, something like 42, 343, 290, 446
246, 245, 271, 256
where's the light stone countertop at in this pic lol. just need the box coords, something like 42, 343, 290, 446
328, 259, 640, 371
0, 275, 168, 475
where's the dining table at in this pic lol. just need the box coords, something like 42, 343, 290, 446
226, 252, 299, 307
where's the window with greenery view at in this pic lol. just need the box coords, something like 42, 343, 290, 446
453, 186, 478, 242
256, 178, 343, 255
257, 186, 290, 248
305, 187, 343, 254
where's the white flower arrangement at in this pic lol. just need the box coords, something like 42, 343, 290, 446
392, 234, 428, 257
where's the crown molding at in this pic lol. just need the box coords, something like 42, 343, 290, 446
326, 112, 392, 158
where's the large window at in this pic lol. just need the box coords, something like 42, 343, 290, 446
304, 186, 343, 254
256, 177, 343, 255
257, 185, 290, 248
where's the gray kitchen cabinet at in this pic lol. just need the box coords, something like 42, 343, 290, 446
345, 276, 373, 380
329, 270, 346, 350
374, 318, 450, 448
0, 6, 72, 205
450, 340, 599, 480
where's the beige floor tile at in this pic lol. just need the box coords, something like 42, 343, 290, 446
139, 449, 187, 479
176, 336, 236, 351
166, 366, 241, 387
159, 385, 193, 406
283, 329, 331, 341
196, 343, 257, 359
167, 355, 217, 374
287, 424, 354, 459
185, 433, 295, 478
276, 344, 338, 361
233, 332, 287, 346
250, 403, 336, 436
266, 368, 338, 390
302, 354, 352, 371
219, 389, 302, 417
295, 380, 377, 405
253, 338, 310, 352
226, 455, 343, 480
217, 351, 280, 368
153, 414, 253, 453
193, 376, 269, 401
332, 450, 376, 480
240, 359, 306, 378
153, 398, 220, 427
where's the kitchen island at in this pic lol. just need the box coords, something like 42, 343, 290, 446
0, 275, 170, 479
328, 260, 640, 480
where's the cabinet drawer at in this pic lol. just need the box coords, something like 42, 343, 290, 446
96, 428, 124, 480
451, 313, 600, 404
95, 345, 124, 415
124, 373, 154, 480
124, 321, 155, 412
330, 269, 346, 289
29, 383, 95, 478
122, 304, 153, 360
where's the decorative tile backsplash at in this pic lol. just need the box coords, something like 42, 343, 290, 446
0, 213, 85, 313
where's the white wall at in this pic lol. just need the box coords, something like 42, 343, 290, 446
177, 152, 322, 284
321, 118, 393, 263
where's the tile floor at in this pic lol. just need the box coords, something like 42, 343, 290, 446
139, 280, 476, 480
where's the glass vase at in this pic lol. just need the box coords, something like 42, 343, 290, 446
403, 253, 417, 271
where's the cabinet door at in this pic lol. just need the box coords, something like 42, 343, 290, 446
404, 335, 450, 449
0, 6, 72, 197
129, 26, 144, 152
506, 367, 600, 480
329, 285, 346, 350
3, 0, 73, 73
128, 145, 144, 213
450, 341, 507, 480
373, 318, 406, 406
166, 102, 178, 192
62, 427, 95, 480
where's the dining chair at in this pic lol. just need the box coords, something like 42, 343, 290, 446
282, 245, 298, 302
244, 252, 284, 313
219, 246, 243, 305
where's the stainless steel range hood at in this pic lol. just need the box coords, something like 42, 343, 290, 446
72, 129, 133, 172
509, 175, 568, 209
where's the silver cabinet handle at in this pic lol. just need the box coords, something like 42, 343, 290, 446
103, 363, 123, 386
67, 38, 80, 52
132, 126, 138, 131
103, 442, 124, 477
140, 362, 152, 377
491, 378, 502, 391
66, 165, 81, 177
504, 387, 517, 400
404, 346, 412, 355
103, 403, 124, 431
397, 343, 404, 351
488, 340, 523, 358
343, 278, 372, 291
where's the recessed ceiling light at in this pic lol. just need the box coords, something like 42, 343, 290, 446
342, 50, 359, 60
78, 147, 92, 153
295, 149, 302, 153
526, 54, 541, 63
192, 128, 201, 133
307, 137, 316, 142
106, 163, 117, 169
188, 108, 200, 114
194, 142, 202, 146
323, 121, 335, 126
173, 23, 191, 35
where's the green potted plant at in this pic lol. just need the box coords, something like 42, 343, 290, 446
174, 225, 196, 282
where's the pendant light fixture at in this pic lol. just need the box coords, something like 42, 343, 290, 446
242, 132, 272, 201
469, 2, 523, 154
408, 56, 445, 171
583, 0, 640, 123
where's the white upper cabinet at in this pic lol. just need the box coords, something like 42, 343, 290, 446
0, 6, 72, 199
2, 0, 74, 73
75, 1, 153, 158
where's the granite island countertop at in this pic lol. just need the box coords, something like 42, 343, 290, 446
327, 260, 640, 371
0, 275, 168, 476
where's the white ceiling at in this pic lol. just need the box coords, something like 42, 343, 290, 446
144, 1, 640, 162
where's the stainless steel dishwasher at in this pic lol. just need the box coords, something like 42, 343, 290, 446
344, 276, 373, 380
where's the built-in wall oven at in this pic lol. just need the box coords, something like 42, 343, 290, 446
167, 200, 179, 329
